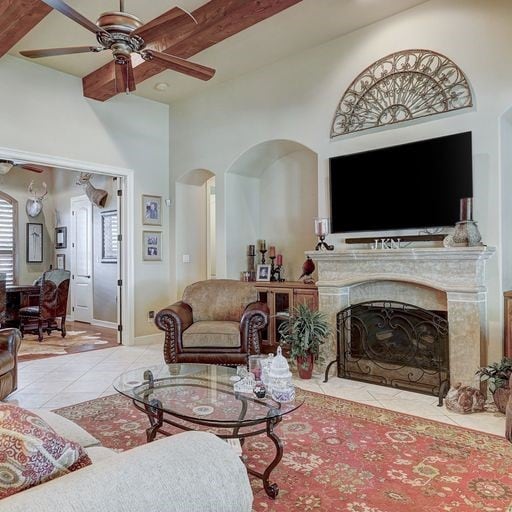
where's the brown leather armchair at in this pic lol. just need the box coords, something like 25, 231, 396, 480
19, 269, 71, 342
155, 279, 269, 366
0, 328, 21, 400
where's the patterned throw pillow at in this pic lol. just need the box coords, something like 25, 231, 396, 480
0, 404, 92, 499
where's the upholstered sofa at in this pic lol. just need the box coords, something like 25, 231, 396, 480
0, 328, 21, 400
1, 408, 253, 511
155, 279, 269, 366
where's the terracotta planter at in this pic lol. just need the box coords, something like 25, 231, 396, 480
296, 354, 314, 379
493, 386, 511, 414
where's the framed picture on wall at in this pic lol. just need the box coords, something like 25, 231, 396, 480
56, 253, 65, 270
55, 226, 67, 249
26, 223, 43, 263
142, 195, 162, 226
143, 231, 162, 261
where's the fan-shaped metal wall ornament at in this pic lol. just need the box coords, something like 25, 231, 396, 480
330, 49, 473, 138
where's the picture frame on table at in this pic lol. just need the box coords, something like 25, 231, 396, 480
143, 231, 162, 261
142, 194, 162, 226
55, 226, 67, 249
256, 264, 271, 282
56, 253, 66, 270
26, 223, 43, 263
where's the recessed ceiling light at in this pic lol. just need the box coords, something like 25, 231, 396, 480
154, 82, 169, 91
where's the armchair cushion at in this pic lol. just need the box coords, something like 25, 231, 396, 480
183, 280, 258, 322
183, 321, 240, 348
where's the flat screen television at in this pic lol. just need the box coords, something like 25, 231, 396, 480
329, 131, 473, 233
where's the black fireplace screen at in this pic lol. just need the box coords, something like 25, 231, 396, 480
324, 301, 449, 405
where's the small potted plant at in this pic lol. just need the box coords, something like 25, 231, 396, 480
277, 303, 332, 379
476, 357, 512, 413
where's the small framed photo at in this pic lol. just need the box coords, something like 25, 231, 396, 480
256, 264, 271, 281
56, 253, 66, 270
26, 223, 43, 263
55, 226, 67, 249
142, 194, 162, 226
143, 231, 162, 261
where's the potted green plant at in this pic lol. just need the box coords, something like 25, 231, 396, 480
476, 357, 512, 413
277, 303, 332, 379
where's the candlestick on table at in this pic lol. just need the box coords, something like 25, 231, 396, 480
259, 240, 266, 251
268, 246, 276, 258
276, 254, 283, 266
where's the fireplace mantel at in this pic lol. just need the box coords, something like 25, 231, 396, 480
308, 246, 496, 387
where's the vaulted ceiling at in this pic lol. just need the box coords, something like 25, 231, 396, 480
3, 0, 428, 105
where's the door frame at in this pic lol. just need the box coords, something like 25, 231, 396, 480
70, 194, 93, 325
0, 146, 135, 345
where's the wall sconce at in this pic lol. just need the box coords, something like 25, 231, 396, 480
314, 217, 334, 251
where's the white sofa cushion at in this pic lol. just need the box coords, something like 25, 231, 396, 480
29, 409, 101, 448
86, 446, 116, 463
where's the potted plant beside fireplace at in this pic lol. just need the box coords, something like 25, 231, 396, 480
476, 357, 512, 413
278, 303, 332, 379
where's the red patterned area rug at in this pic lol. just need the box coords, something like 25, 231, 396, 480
54, 390, 512, 512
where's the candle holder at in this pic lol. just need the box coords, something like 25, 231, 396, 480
314, 217, 334, 251
259, 249, 267, 265
315, 235, 334, 251
270, 256, 284, 282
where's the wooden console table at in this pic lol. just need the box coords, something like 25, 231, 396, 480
254, 281, 318, 353
5, 285, 40, 328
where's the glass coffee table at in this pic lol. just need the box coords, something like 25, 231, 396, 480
113, 363, 304, 499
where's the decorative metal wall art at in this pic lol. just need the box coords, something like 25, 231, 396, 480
330, 49, 473, 138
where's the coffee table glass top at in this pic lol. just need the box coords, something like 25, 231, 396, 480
113, 363, 303, 426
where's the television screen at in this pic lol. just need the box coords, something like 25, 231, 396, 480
329, 132, 473, 233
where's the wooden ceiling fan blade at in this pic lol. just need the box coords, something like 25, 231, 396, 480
20, 46, 102, 58
132, 7, 197, 45
142, 50, 215, 81
115, 59, 136, 94
41, 0, 109, 36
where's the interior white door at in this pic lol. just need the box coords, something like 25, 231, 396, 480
71, 195, 93, 323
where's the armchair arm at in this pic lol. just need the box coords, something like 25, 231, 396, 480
155, 302, 193, 363
0, 328, 21, 356
1, 432, 253, 512
240, 301, 269, 354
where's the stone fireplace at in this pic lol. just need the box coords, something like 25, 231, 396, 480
308, 247, 495, 387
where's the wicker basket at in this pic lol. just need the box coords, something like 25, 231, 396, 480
493, 386, 511, 414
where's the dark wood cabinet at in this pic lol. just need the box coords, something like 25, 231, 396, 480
504, 290, 512, 357
254, 281, 318, 353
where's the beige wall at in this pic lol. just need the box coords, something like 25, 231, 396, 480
170, 0, 512, 363
0, 56, 170, 341
0, 169, 54, 284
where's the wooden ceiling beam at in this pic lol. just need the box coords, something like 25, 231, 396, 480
82, 0, 302, 102
0, 0, 52, 58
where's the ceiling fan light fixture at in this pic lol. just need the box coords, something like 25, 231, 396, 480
0, 159, 14, 175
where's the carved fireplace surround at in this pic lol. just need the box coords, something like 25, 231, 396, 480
308, 247, 495, 387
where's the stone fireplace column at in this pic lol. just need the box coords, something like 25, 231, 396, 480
446, 291, 488, 387
318, 286, 349, 367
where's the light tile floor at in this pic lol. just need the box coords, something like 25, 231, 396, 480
3, 343, 506, 437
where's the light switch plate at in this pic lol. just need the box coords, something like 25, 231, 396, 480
182, 254, 190, 263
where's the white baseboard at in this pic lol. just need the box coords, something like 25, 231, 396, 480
131, 332, 164, 346
91, 319, 118, 330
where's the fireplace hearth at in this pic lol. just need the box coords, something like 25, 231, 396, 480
324, 301, 450, 405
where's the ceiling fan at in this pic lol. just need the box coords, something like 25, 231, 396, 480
19, 0, 216, 94
0, 160, 47, 175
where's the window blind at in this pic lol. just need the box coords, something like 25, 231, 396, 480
0, 196, 15, 285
